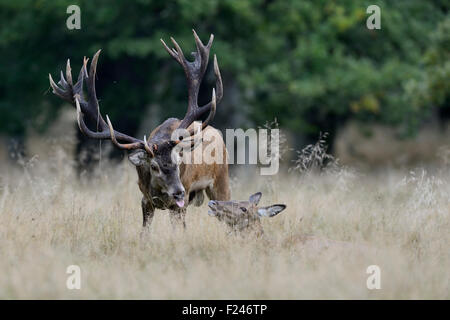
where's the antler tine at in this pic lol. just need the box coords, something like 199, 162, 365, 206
88, 50, 100, 79
143, 135, 155, 157
170, 37, 188, 66
49, 73, 71, 101
59, 70, 68, 88
176, 88, 215, 149
85, 50, 108, 130
199, 54, 223, 111
187, 88, 216, 136
160, 39, 179, 61
203, 88, 216, 128
193, 29, 213, 50
192, 30, 213, 74
106, 115, 145, 150
75, 96, 84, 132
75, 95, 107, 140
66, 59, 73, 86
160, 37, 188, 69
175, 124, 201, 149
72, 63, 86, 94
75, 96, 112, 142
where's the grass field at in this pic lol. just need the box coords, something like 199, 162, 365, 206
0, 150, 449, 299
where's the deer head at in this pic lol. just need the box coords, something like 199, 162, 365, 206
49, 30, 223, 209
207, 192, 286, 235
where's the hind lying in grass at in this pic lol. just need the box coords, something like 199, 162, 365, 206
207, 192, 286, 236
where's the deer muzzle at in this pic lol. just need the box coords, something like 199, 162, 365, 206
170, 189, 185, 208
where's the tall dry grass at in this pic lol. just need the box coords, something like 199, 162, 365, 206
0, 145, 449, 299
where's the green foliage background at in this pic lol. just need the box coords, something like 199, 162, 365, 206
0, 0, 448, 143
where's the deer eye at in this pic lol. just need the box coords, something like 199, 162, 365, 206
240, 207, 247, 212
150, 163, 159, 172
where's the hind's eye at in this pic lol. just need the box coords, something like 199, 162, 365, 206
150, 164, 159, 172
240, 207, 247, 212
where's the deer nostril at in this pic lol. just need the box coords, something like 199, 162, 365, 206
172, 190, 185, 200
208, 200, 217, 208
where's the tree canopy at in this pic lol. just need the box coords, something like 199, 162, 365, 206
0, 0, 448, 143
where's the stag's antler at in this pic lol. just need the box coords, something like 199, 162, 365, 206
49, 50, 155, 156
161, 29, 223, 136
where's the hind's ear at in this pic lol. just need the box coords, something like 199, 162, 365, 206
128, 150, 147, 166
257, 204, 286, 218
249, 192, 262, 205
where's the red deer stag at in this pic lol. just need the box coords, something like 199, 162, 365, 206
49, 30, 230, 229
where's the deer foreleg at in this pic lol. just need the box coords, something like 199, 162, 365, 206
169, 207, 186, 230
142, 197, 155, 228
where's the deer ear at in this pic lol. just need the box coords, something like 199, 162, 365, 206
249, 192, 262, 205
128, 150, 147, 166
257, 204, 286, 218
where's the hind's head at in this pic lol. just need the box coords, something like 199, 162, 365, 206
207, 192, 286, 235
